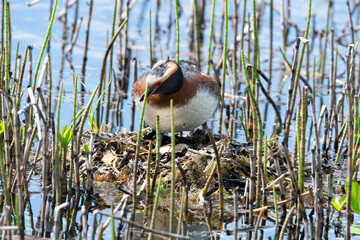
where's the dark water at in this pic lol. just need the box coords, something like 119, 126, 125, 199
10, 0, 360, 238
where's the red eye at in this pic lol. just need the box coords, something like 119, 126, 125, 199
157, 82, 162, 87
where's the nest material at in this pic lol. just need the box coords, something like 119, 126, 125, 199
81, 129, 282, 201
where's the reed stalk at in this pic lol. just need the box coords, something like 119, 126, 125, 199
345, 44, 354, 240
269, 0, 273, 81
104, 0, 118, 125
0, 139, 9, 206
279, 206, 295, 240
174, 0, 179, 63
32, 0, 58, 89
69, 75, 78, 192
149, 9, 153, 69
319, 0, 331, 82
169, 99, 176, 234
309, 86, 323, 240
204, 124, 224, 214
132, 83, 148, 223
17, 46, 28, 107
55, 82, 64, 204
76, 85, 99, 152
193, 0, 200, 67
80, 0, 93, 93
300, 87, 307, 192
96, 18, 128, 127
151, 116, 161, 196
177, 186, 185, 235
218, 0, 228, 134
239, 0, 246, 72
280, 0, 286, 52
283, 0, 311, 146
146, 142, 152, 202
263, 136, 268, 205
251, 0, 259, 84
86, 133, 94, 193
233, 187, 238, 240
346, 0, 355, 44
11, 43, 19, 98
242, 51, 263, 213
295, 106, 301, 238
354, 96, 359, 156
206, 0, 215, 74
130, 58, 137, 131
273, 185, 279, 239
148, 174, 162, 240
4, 0, 8, 93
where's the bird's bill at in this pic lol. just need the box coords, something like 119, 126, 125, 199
139, 86, 159, 102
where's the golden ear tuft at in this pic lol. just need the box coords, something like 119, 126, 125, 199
151, 60, 166, 71
157, 62, 178, 82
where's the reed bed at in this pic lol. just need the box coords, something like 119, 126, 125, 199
1, 0, 360, 239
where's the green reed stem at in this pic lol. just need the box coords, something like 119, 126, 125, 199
96, 18, 128, 126
319, 0, 331, 82
218, 0, 228, 134
263, 136, 268, 205
11, 43, 19, 98
269, 0, 273, 81
0, 142, 9, 206
174, 0, 179, 63
133, 83, 148, 212
354, 96, 359, 146
146, 142, 153, 202
111, 205, 115, 240
284, 0, 311, 146
252, 0, 259, 85
4, 0, 8, 93
177, 187, 184, 234
151, 116, 161, 196
206, 0, 215, 74
193, 0, 200, 67
76, 85, 99, 152
296, 106, 300, 174
170, 99, 176, 233
300, 88, 307, 192
242, 51, 263, 208
32, 0, 58, 89
149, 9, 153, 69
239, 110, 249, 142
47, 54, 52, 120
352, 96, 360, 162
239, 0, 247, 72
336, 123, 348, 163
55, 82, 64, 205
104, 0, 118, 124
17, 46, 28, 107
69, 75, 78, 191
273, 185, 279, 239
148, 174, 162, 240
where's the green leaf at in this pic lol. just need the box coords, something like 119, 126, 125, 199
59, 125, 73, 149
331, 195, 347, 212
61, 125, 68, 137
345, 178, 360, 215
64, 128, 72, 143
351, 223, 360, 235
84, 145, 90, 157
0, 121, 4, 134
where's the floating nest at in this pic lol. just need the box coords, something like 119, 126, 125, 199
79, 128, 287, 204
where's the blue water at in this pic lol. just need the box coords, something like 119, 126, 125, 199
10, 0, 360, 239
